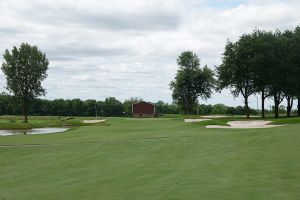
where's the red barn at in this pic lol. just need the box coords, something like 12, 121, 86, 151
132, 101, 155, 118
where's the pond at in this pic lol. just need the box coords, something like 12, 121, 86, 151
0, 127, 69, 136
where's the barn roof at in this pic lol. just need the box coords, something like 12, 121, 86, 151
133, 101, 155, 106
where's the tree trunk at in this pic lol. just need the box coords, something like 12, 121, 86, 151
187, 102, 191, 115
273, 92, 284, 118
286, 96, 293, 118
245, 97, 249, 119
261, 91, 265, 119
274, 97, 279, 118
297, 97, 300, 116
23, 99, 28, 123
287, 99, 291, 118
184, 94, 189, 115
274, 103, 279, 118
187, 103, 190, 115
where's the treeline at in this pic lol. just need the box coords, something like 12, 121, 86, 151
0, 93, 262, 117
197, 104, 258, 115
217, 27, 300, 118
170, 26, 300, 118
0, 95, 179, 117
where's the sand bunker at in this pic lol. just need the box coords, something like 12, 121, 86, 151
206, 120, 286, 129
82, 119, 106, 124
184, 119, 211, 123
200, 115, 229, 118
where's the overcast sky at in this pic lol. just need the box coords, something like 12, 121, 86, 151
0, 0, 299, 108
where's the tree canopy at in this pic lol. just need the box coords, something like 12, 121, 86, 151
218, 27, 300, 118
1, 43, 49, 122
217, 36, 256, 118
170, 51, 215, 114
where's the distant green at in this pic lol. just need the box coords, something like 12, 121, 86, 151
1, 117, 300, 200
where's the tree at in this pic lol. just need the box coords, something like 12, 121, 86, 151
211, 104, 228, 114
279, 105, 286, 114
198, 104, 213, 115
31, 98, 51, 116
1, 43, 49, 122
163, 103, 180, 114
170, 51, 215, 115
83, 99, 98, 116
250, 29, 298, 118
71, 98, 83, 116
0, 93, 20, 115
280, 30, 297, 117
51, 99, 66, 116
103, 97, 123, 116
250, 30, 275, 118
123, 97, 143, 116
267, 31, 287, 118
217, 37, 256, 118
155, 100, 166, 114
293, 26, 300, 116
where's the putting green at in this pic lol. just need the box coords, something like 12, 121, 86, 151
1, 117, 300, 200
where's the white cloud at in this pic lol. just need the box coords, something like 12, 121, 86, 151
0, 0, 299, 108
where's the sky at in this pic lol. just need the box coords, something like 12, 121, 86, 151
0, 0, 299, 108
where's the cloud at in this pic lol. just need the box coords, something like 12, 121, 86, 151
0, 0, 299, 108
1, 0, 181, 31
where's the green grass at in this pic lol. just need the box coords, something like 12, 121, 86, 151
160, 113, 233, 119
0, 115, 105, 129
197, 116, 300, 126
1, 117, 300, 200
271, 117, 300, 124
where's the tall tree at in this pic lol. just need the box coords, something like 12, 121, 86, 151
280, 30, 297, 117
1, 43, 49, 122
217, 37, 256, 118
294, 26, 300, 116
268, 31, 286, 118
250, 30, 275, 118
170, 51, 215, 115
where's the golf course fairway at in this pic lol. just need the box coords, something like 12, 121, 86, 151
1, 117, 300, 200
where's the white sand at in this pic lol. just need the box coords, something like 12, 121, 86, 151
200, 115, 230, 118
206, 120, 286, 129
184, 119, 211, 123
82, 119, 106, 124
